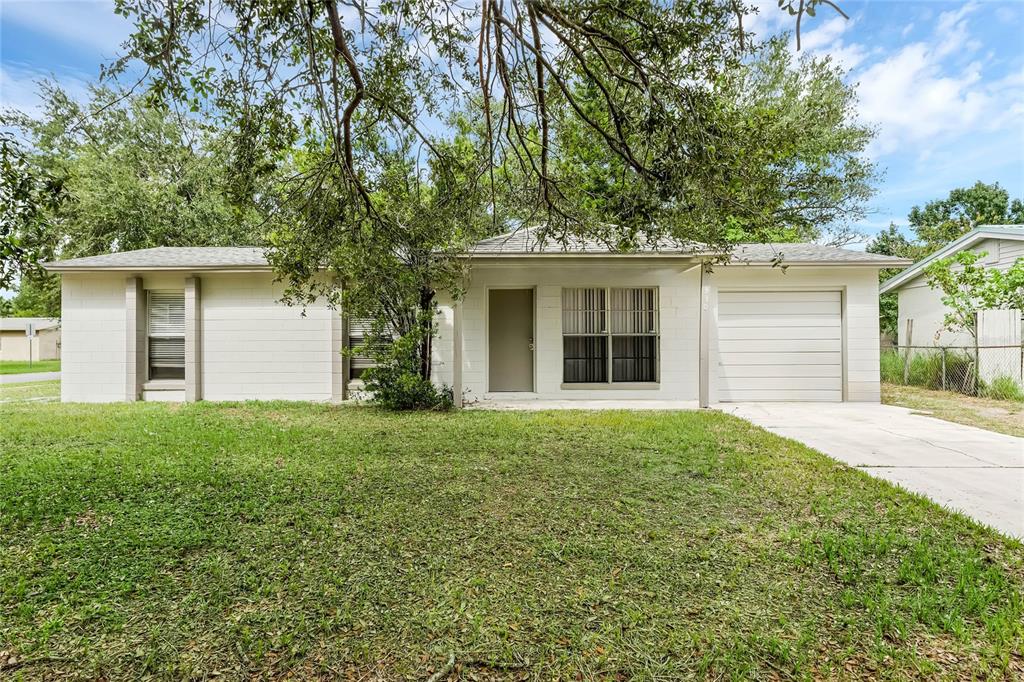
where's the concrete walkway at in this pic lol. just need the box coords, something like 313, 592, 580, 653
467, 399, 699, 411
720, 403, 1024, 539
0, 371, 61, 384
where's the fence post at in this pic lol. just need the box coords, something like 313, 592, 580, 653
941, 347, 946, 392
902, 320, 913, 385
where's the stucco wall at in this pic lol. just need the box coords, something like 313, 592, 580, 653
61, 273, 128, 402
708, 265, 882, 403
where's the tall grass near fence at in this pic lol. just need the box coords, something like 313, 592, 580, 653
881, 346, 1024, 401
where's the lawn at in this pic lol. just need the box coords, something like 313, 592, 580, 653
0, 380, 60, 403
883, 382, 1024, 438
0, 359, 61, 375
1, 403, 1022, 680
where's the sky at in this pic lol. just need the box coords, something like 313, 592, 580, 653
1, 0, 1023, 249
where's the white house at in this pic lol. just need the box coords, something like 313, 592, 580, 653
43, 233, 909, 405
0, 317, 61, 362
879, 225, 1024, 347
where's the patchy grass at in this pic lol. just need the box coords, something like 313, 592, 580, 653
0, 380, 60, 403
1, 402, 1022, 680
883, 382, 1024, 438
0, 360, 60, 375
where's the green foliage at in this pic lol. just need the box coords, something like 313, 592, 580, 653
3, 273, 60, 317
979, 376, 1024, 402
359, 307, 454, 411
1, 83, 268, 311
880, 349, 977, 394
909, 181, 1024, 250
0, 132, 64, 289
925, 251, 1024, 337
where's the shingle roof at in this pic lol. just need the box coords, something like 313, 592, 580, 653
0, 317, 60, 331
42, 247, 269, 271
470, 228, 911, 265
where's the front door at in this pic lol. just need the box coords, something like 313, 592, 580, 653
489, 289, 534, 392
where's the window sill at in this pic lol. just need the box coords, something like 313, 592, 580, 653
560, 382, 660, 390
143, 379, 185, 391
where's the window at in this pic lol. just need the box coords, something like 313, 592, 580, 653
148, 290, 185, 380
562, 287, 658, 384
347, 318, 392, 381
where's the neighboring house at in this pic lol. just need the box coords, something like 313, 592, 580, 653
879, 225, 1024, 347
0, 318, 61, 362
42, 235, 909, 405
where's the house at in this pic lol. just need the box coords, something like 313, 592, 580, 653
42, 235, 910, 405
0, 317, 61, 362
879, 225, 1024, 347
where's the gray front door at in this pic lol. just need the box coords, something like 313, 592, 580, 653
488, 289, 534, 392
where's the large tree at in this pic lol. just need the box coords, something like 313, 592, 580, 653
909, 181, 1024, 250
2, 84, 268, 316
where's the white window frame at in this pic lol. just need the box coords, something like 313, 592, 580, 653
561, 286, 660, 386
146, 290, 185, 381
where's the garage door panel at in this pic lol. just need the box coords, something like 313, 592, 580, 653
717, 290, 842, 402
719, 300, 840, 316
718, 326, 841, 341
719, 376, 841, 390
718, 315, 841, 328
719, 364, 842, 379
719, 351, 842, 366
719, 291, 841, 304
721, 389, 843, 401
719, 338, 841, 353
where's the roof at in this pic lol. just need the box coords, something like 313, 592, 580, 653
0, 317, 60, 332
879, 225, 1024, 294
470, 228, 912, 266
41, 234, 913, 273
42, 247, 269, 272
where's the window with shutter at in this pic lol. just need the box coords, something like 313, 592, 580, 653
148, 290, 185, 380
347, 318, 392, 380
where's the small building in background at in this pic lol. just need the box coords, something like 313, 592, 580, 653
0, 318, 61, 362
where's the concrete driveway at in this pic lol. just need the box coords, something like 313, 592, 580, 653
719, 403, 1024, 539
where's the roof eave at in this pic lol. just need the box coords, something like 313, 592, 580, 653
42, 264, 274, 273
879, 226, 1024, 294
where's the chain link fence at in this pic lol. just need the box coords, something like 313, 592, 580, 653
881, 344, 1024, 400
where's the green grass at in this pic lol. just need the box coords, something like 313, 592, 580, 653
883, 383, 1024, 438
0, 380, 60, 403
1, 403, 1022, 680
0, 359, 61, 375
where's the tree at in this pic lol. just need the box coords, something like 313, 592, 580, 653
867, 224, 927, 337
0, 132, 63, 290
909, 181, 1024, 251
104, 1, 868, 393
925, 251, 1024, 339
2, 83, 269, 314
2, 276, 60, 318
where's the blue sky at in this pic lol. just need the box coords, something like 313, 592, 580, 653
1, 0, 1022, 246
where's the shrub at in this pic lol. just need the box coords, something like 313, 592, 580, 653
360, 327, 454, 411
979, 375, 1024, 402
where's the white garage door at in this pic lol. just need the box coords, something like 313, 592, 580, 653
718, 290, 843, 402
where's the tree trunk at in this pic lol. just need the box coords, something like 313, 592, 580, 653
418, 286, 435, 380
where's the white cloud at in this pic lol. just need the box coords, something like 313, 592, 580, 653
0, 0, 131, 56
0, 62, 91, 114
